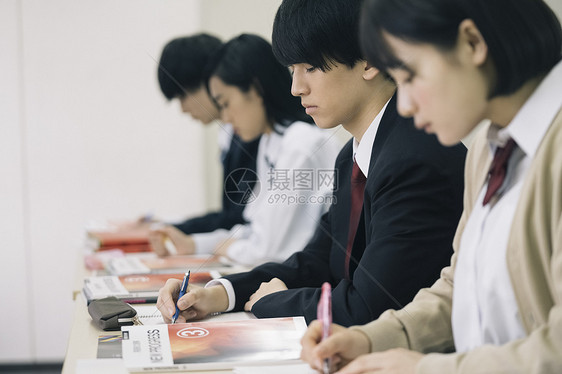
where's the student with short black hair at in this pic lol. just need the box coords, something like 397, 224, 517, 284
158, 34, 221, 106
156, 0, 466, 327
300, 0, 562, 372
152, 33, 340, 266
151, 34, 260, 238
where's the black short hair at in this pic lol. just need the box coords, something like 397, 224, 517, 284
206, 33, 311, 127
272, 0, 364, 70
360, 0, 562, 97
157, 33, 222, 100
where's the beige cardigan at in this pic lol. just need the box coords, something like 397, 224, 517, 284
353, 108, 562, 373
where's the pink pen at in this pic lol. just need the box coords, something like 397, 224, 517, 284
317, 282, 332, 374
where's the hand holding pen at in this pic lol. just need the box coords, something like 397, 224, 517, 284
317, 282, 333, 374
148, 222, 179, 256
172, 270, 190, 324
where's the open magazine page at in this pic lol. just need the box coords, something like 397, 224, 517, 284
122, 317, 307, 372
107, 254, 231, 275
83, 271, 218, 304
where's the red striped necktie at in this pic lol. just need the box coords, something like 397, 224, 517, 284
344, 161, 366, 280
482, 138, 516, 206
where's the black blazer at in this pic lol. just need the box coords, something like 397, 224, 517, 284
224, 95, 466, 326
174, 134, 260, 235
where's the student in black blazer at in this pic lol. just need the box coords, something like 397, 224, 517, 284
172, 134, 259, 235
224, 95, 465, 326
156, 0, 466, 326
152, 34, 260, 239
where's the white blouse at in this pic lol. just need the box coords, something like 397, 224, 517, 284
192, 121, 342, 267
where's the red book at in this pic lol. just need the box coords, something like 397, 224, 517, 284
82, 271, 218, 304
88, 226, 152, 253
107, 254, 230, 275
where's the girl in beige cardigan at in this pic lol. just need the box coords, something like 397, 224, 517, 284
300, 0, 562, 373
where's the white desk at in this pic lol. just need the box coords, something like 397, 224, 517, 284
62, 294, 260, 374
63, 255, 283, 373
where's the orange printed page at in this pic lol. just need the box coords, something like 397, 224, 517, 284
167, 318, 303, 364
89, 227, 150, 247
142, 255, 227, 270
120, 272, 214, 292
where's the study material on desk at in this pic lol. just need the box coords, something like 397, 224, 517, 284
87, 225, 152, 253
84, 249, 125, 271
83, 271, 219, 304
133, 304, 166, 325
96, 309, 254, 359
107, 254, 231, 275
97, 306, 164, 359
121, 316, 307, 372
97, 334, 124, 358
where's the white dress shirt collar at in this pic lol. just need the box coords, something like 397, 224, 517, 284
259, 123, 286, 169
352, 100, 390, 177
487, 60, 562, 158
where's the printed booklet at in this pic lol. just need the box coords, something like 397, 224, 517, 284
121, 317, 307, 372
107, 254, 230, 275
82, 271, 218, 304
87, 226, 152, 253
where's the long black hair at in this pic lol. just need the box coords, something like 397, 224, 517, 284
360, 0, 562, 97
205, 33, 312, 127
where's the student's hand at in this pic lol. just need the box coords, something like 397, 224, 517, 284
334, 349, 423, 374
244, 278, 288, 311
301, 320, 370, 372
148, 225, 195, 256
157, 280, 229, 323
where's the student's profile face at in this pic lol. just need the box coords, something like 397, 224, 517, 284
289, 62, 371, 130
383, 32, 491, 146
178, 86, 219, 125
208, 76, 270, 142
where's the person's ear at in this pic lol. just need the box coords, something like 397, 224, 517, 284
362, 60, 380, 81
458, 19, 488, 66
248, 82, 264, 103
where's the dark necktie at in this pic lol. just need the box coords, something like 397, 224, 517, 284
344, 161, 367, 280
482, 138, 516, 206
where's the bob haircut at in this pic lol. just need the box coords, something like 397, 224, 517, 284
157, 33, 222, 100
206, 33, 311, 127
359, 0, 562, 97
272, 0, 364, 71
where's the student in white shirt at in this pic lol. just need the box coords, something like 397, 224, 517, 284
156, 34, 261, 235
150, 34, 341, 267
300, 0, 562, 373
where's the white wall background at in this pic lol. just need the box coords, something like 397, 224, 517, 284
0, 0, 559, 364
0, 0, 282, 363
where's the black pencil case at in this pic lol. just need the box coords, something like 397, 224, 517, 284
88, 296, 140, 331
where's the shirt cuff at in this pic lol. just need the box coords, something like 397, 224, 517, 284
205, 278, 235, 312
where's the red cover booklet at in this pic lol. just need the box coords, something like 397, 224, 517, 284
107, 254, 230, 275
82, 271, 218, 304
121, 317, 307, 372
88, 227, 152, 253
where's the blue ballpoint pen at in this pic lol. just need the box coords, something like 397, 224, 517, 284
171, 270, 190, 324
